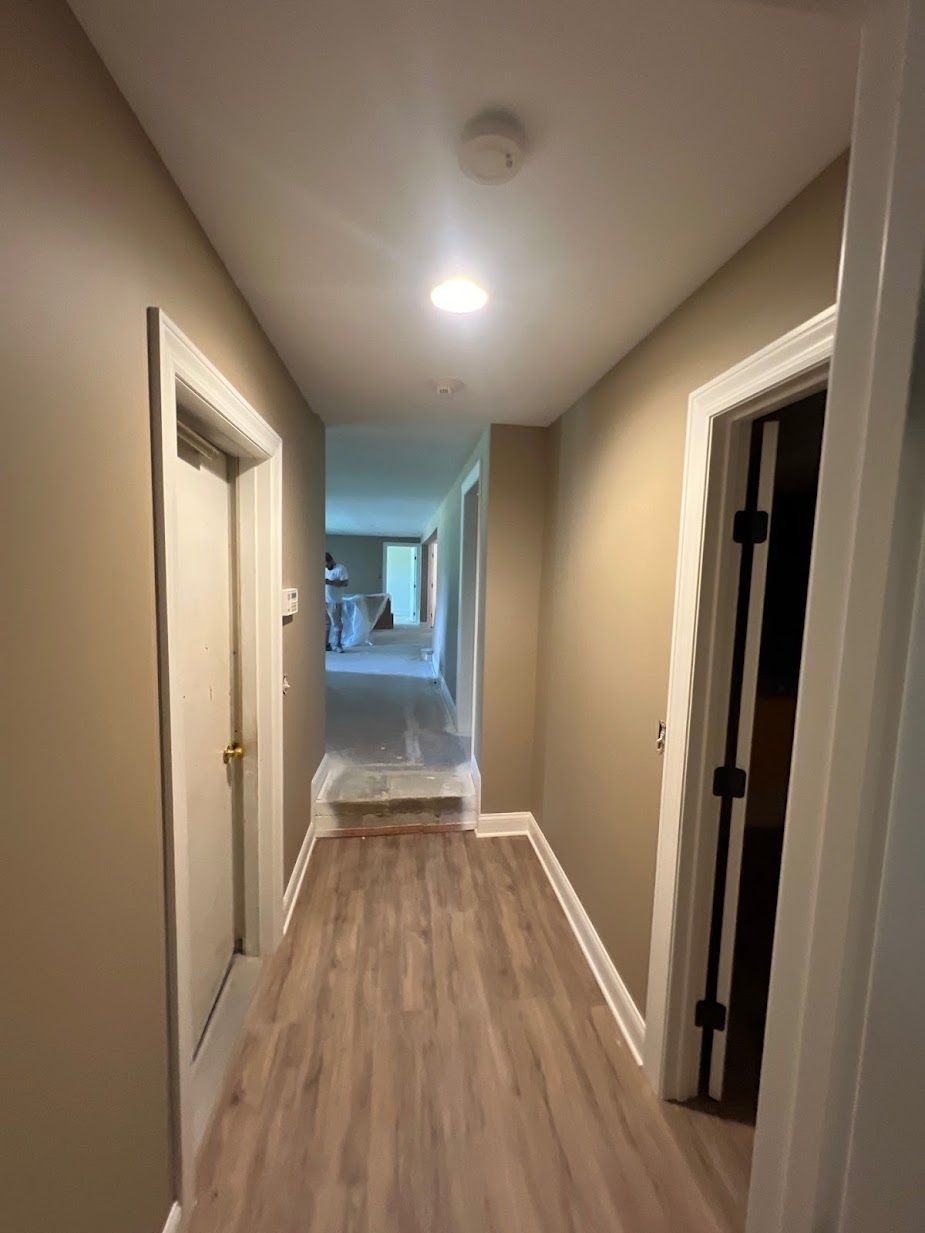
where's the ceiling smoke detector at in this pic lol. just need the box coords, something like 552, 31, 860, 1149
458, 110, 527, 186
433, 378, 463, 398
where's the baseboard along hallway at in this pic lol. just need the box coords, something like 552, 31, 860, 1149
189, 832, 751, 1233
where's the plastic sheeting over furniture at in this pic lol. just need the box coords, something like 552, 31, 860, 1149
334, 593, 389, 649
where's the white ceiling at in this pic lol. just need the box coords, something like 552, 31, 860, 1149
325, 425, 480, 537
70, 0, 858, 431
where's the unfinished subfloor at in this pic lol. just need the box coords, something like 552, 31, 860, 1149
317, 625, 476, 833
191, 833, 752, 1233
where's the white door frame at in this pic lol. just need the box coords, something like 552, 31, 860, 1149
647, 1, 925, 1229
745, 4, 925, 1230
645, 305, 835, 1103
456, 460, 482, 754
381, 541, 421, 624
148, 309, 284, 1224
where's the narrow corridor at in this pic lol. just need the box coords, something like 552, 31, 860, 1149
190, 834, 750, 1233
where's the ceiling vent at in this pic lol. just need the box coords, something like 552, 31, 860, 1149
458, 110, 527, 186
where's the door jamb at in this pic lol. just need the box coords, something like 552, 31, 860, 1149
148, 308, 284, 1225
456, 460, 482, 756
644, 305, 835, 1102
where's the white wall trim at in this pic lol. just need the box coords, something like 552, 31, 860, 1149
476, 810, 530, 836
644, 305, 835, 1103
281, 756, 328, 932
455, 459, 482, 751
479, 812, 645, 1065
282, 821, 316, 935
431, 654, 457, 726
161, 1202, 182, 1233
746, 5, 925, 1231
527, 815, 646, 1065
148, 308, 284, 1221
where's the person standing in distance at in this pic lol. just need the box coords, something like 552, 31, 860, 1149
325, 551, 349, 652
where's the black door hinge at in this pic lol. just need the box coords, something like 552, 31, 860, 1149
733, 509, 769, 544
695, 998, 727, 1032
712, 764, 747, 799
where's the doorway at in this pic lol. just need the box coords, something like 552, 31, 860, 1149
383, 542, 420, 625
645, 306, 836, 1126
699, 392, 826, 1116
149, 309, 284, 1223
456, 463, 481, 750
425, 534, 438, 628
175, 424, 242, 1051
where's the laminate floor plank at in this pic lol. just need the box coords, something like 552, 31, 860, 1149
189, 834, 750, 1233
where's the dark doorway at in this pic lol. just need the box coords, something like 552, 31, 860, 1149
701, 389, 826, 1122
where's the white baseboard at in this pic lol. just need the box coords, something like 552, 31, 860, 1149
282, 821, 315, 934
479, 810, 646, 1065
282, 757, 326, 934
477, 811, 531, 836
527, 815, 645, 1064
431, 656, 457, 726
161, 1202, 182, 1233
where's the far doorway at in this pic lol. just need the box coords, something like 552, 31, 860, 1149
456, 464, 481, 750
425, 534, 438, 628
384, 542, 420, 625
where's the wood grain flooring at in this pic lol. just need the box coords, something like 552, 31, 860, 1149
190, 834, 751, 1233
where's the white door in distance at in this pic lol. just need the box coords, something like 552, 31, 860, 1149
385, 544, 419, 625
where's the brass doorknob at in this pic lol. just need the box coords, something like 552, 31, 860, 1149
222, 743, 245, 763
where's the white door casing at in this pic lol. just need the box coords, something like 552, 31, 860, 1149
644, 306, 834, 1105
384, 542, 419, 624
456, 465, 481, 744
427, 538, 438, 628
149, 308, 283, 1226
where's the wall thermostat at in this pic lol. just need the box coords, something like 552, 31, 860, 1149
282, 588, 299, 617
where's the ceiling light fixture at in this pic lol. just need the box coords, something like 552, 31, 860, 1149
430, 277, 488, 313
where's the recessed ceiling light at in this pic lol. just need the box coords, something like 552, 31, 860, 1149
430, 277, 488, 313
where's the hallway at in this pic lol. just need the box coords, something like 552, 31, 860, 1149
317, 626, 476, 833
190, 833, 749, 1233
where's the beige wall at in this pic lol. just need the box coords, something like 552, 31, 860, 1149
480, 426, 550, 813
0, 2, 325, 1231
531, 155, 848, 1009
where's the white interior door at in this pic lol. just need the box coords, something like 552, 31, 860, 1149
709, 420, 779, 1099
385, 544, 419, 624
175, 430, 238, 1052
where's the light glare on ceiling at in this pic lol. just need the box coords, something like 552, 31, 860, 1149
430, 277, 488, 313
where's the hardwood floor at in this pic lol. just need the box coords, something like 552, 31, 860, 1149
190, 834, 751, 1233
